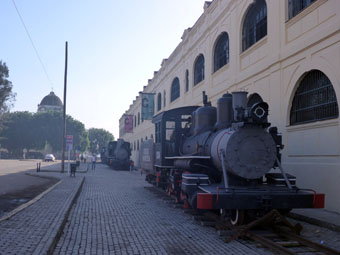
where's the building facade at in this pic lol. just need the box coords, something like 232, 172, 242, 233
119, 0, 340, 212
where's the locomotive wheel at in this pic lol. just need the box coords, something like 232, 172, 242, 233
230, 209, 245, 226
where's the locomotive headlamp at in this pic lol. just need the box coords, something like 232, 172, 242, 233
254, 106, 265, 118
250, 102, 269, 122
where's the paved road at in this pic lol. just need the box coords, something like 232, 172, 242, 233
1, 162, 339, 254
0, 159, 59, 195
54, 164, 263, 255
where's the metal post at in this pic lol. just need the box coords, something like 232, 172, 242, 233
61, 41, 68, 173
275, 157, 292, 189
219, 149, 229, 189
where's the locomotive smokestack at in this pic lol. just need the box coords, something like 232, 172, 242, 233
232, 91, 248, 121
215, 93, 233, 130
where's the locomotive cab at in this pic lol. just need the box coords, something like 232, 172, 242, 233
152, 106, 199, 167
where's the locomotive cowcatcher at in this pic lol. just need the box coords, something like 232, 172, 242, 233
140, 91, 325, 225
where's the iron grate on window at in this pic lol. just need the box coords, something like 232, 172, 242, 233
214, 32, 229, 72
290, 70, 339, 125
242, 0, 267, 52
288, 0, 317, 19
194, 54, 205, 85
171, 77, 180, 102
157, 93, 162, 111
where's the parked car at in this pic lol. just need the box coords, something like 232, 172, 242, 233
44, 154, 55, 162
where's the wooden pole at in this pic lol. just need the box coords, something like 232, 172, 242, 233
61, 41, 68, 173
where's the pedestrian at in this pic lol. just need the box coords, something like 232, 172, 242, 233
91, 154, 96, 170
80, 154, 84, 162
130, 160, 134, 172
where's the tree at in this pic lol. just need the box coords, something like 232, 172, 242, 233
88, 128, 114, 153
0, 111, 35, 157
0, 61, 16, 133
0, 111, 90, 157
0, 61, 16, 114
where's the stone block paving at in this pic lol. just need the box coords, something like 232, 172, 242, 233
54, 165, 267, 255
0, 173, 84, 255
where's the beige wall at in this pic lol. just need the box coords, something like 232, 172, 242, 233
120, 0, 340, 212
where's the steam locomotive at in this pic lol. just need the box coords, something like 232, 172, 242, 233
106, 139, 131, 170
140, 91, 324, 225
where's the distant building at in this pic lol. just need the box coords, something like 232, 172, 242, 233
37, 91, 63, 112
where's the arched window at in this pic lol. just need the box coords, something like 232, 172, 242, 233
214, 32, 229, 72
171, 77, 180, 102
157, 93, 162, 111
290, 70, 339, 125
288, 0, 317, 19
242, 0, 267, 52
163, 90, 166, 107
138, 112, 140, 125
194, 54, 205, 85
185, 70, 189, 92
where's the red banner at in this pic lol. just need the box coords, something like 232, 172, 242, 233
124, 115, 133, 133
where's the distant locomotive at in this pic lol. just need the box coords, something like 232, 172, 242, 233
140, 91, 325, 225
100, 146, 107, 163
107, 139, 131, 170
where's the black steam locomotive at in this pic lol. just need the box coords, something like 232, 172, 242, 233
106, 139, 131, 170
140, 91, 324, 225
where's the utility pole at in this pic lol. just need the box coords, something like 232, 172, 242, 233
61, 41, 68, 173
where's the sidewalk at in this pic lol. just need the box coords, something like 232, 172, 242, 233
289, 208, 340, 232
0, 172, 84, 254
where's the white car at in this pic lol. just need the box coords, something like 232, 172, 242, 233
44, 154, 55, 162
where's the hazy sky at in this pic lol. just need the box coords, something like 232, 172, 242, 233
1, 0, 206, 138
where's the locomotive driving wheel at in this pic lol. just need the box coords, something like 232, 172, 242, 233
230, 209, 245, 226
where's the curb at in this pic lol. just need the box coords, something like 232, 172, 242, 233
0, 180, 62, 223
288, 212, 340, 232
47, 176, 85, 254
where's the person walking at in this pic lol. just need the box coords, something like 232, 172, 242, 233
91, 154, 96, 170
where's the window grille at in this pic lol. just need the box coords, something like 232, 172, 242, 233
171, 77, 180, 102
214, 32, 229, 72
242, 0, 267, 52
194, 54, 205, 85
288, 0, 317, 19
157, 93, 162, 111
185, 70, 189, 92
163, 90, 166, 107
155, 123, 161, 143
290, 70, 339, 125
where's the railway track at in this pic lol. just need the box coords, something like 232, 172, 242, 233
145, 186, 340, 255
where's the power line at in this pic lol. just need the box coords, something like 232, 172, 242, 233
12, 0, 54, 88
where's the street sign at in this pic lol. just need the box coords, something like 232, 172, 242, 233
66, 135, 73, 151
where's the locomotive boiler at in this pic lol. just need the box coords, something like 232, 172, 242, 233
107, 139, 131, 170
141, 91, 324, 225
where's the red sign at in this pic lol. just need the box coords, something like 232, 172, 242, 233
66, 135, 73, 150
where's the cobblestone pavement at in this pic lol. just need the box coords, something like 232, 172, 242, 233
55, 164, 266, 255
0, 173, 84, 254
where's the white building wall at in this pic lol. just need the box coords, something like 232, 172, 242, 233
120, 0, 340, 212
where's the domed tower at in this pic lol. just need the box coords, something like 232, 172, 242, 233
37, 91, 63, 112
